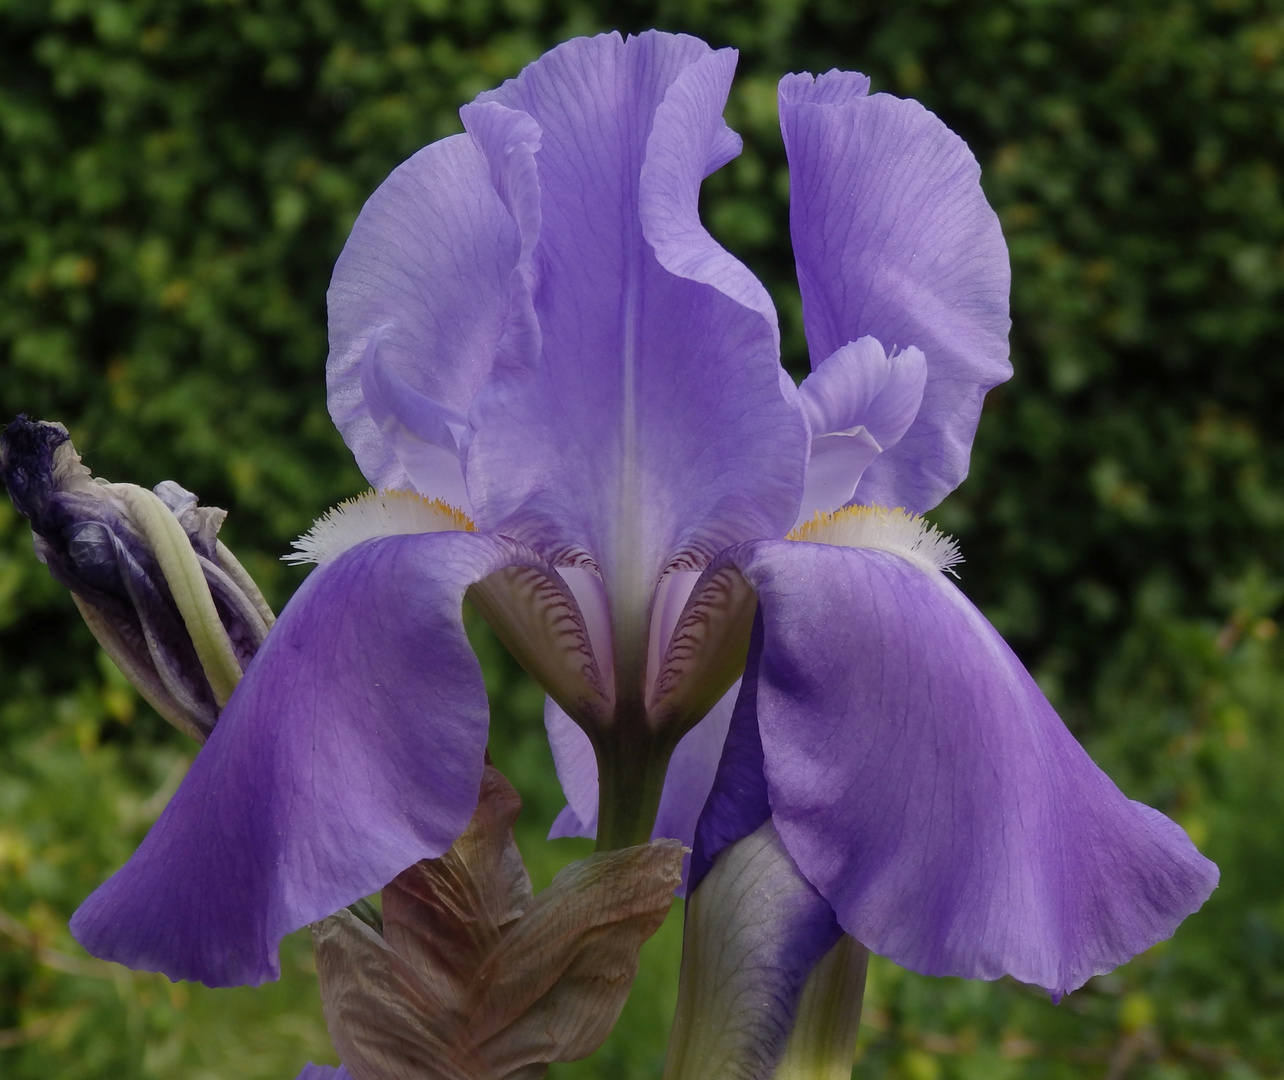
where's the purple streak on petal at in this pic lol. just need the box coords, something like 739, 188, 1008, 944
465, 33, 807, 594
780, 75, 1011, 513
72, 531, 533, 987
796, 339, 927, 519
652, 684, 736, 881
730, 540, 1219, 994
546, 696, 598, 840
293, 1065, 352, 1080
327, 135, 519, 501
690, 620, 771, 890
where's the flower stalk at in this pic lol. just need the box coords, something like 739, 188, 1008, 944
593, 725, 678, 852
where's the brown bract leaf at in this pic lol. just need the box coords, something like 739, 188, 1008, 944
314, 765, 684, 1080
314, 912, 490, 1080
471, 840, 685, 1074
381, 765, 533, 1007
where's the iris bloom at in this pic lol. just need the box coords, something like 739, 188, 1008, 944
70, 31, 1215, 996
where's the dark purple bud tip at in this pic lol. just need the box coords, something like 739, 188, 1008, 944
1, 416, 79, 531
2, 416, 146, 603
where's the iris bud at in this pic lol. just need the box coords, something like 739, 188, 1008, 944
1, 416, 274, 742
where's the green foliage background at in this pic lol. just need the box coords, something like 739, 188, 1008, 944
1, 0, 1281, 1076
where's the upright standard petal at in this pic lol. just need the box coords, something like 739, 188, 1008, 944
464, 32, 807, 617
72, 531, 535, 987
327, 135, 521, 507
724, 539, 1218, 995
780, 72, 1011, 512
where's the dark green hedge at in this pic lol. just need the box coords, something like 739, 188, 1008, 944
2, 0, 1282, 1076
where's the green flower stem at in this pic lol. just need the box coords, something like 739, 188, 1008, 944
593, 725, 676, 851
774, 935, 870, 1080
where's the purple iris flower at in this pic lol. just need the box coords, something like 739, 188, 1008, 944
69, 30, 1215, 996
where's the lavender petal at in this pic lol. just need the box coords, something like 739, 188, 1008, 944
781, 73, 1011, 512
728, 539, 1218, 994
72, 531, 531, 986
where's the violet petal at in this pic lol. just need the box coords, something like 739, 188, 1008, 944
728, 539, 1218, 994
780, 73, 1011, 512
464, 33, 807, 591
327, 134, 520, 504
72, 531, 532, 987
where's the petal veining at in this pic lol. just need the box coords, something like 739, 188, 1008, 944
649, 564, 757, 731
726, 540, 1219, 994
71, 531, 536, 986
327, 135, 520, 502
463, 33, 808, 681
780, 75, 1011, 512
469, 563, 613, 726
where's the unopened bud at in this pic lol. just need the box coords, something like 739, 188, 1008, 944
1, 417, 274, 742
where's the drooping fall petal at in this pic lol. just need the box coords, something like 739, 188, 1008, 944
72, 531, 537, 986
719, 539, 1218, 995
